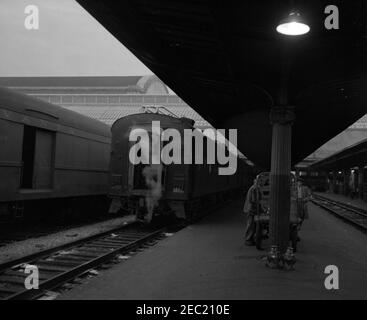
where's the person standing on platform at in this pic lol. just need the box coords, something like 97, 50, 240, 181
349, 173, 356, 199
296, 178, 311, 224
243, 178, 261, 246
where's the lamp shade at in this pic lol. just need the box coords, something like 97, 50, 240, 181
276, 12, 310, 36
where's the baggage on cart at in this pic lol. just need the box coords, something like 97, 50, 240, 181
253, 172, 304, 251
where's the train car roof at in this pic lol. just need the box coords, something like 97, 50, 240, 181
111, 112, 194, 130
0, 86, 110, 138
112, 112, 249, 161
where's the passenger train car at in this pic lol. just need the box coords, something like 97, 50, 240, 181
0, 87, 111, 221
109, 112, 254, 222
296, 170, 328, 192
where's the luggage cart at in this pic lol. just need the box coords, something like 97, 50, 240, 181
253, 172, 302, 251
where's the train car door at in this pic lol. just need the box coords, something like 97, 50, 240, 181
128, 126, 166, 193
32, 129, 54, 189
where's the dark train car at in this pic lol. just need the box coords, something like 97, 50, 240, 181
109, 112, 253, 221
0, 87, 111, 221
297, 170, 328, 192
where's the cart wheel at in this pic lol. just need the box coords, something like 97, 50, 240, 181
290, 225, 298, 252
255, 221, 263, 250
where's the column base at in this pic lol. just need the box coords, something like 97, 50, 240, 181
266, 245, 296, 270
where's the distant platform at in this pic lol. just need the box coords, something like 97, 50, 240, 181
315, 192, 367, 211
59, 199, 367, 300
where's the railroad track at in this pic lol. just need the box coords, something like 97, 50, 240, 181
0, 222, 174, 300
312, 194, 367, 231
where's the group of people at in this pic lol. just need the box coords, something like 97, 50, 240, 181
243, 176, 310, 246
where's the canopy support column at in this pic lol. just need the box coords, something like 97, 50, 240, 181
358, 166, 364, 200
332, 171, 337, 193
268, 106, 295, 259
343, 170, 349, 196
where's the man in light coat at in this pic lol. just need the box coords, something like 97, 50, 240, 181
243, 179, 261, 246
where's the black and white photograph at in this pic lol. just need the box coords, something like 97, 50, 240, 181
0, 0, 367, 305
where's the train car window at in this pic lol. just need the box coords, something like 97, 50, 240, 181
21, 126, 36, 188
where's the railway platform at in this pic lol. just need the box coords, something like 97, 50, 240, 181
59, 199, 367, 300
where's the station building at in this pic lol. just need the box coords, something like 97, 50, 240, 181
0, 75, 210, 128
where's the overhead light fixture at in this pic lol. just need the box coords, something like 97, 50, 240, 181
276, 11, 310, 36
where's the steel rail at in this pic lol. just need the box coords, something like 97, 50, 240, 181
0, 221, 138, 273
312, 194, 367, 231
0, 222, 170, 300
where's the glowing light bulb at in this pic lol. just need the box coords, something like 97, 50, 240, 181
276, 12, 310, 36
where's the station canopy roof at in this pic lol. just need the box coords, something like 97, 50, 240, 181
311, 137, 367, 170
76, 0, 367, 169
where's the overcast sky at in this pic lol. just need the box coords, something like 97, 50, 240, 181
0, 0, 153, 76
